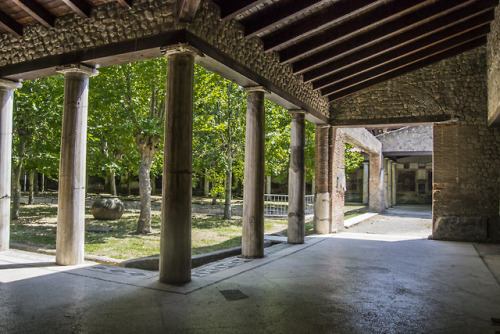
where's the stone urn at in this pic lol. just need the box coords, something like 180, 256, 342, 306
91, 197, 125, 220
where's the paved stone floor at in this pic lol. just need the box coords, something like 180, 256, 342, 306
2, 209, 500, 333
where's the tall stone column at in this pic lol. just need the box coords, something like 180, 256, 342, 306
391, 162, 397, 206
242, 86, 268, 258
362, 161, 369, 205
387, 159, 393, 207
288, 110, 306, 244
55, 64, 98, 265
369, 153, 384, 212
383, 158, 390, 209
329, 127, 345, 233
314, 125, 330, 234
0, 79, 21, 252
160, 45, 198, 284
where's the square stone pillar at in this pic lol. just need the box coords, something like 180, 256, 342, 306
160, 45, 199, 284
387, 159, 393, 207
0, 79, 22, 252
391, 161, 397, 206
369, 153, 384, 212
288, 110, 306, 244
242, 86, 268, 258
383, 158, 389, 209
314, 125, 330, 234
362, 161, 369, 205
329, 127, 345, 233
55, 64, 98, 265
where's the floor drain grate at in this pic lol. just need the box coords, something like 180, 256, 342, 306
220, 289, 249, 301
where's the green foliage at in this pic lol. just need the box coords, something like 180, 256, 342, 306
345, 143, 364, 176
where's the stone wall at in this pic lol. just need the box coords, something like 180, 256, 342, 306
328, 46, 500, 242
487, 4, 500, 126
376, 126, 433, 153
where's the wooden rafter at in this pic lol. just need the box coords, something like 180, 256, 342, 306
279, 0, 439, 64
0, 8, 23, 37
261, 0, 383, 52
301, 2, 496, 82
293, 0, 497, 73
11, 0, 55, 28
212, 0, 267, 20
311, 13, 494, 90
60, 0, 92, 18
240, 0, 323, 37
177, 0, 202, 22
327, 37, 487, 102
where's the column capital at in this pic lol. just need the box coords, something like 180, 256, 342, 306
0, 79, 22, 90
56, 64, 98, 77
288, 109, 306, 118
160, 43, 203, 57
243, 86, 271, 94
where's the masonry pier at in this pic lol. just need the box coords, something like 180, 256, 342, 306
314, 125, 331, 234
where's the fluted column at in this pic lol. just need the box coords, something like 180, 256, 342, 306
288, 110, 306, 244
314, 125, 330, 234
0, 79, 21, 252
242, 86, 268, 258
160, 45, 198, 284
56, 64, 98, 265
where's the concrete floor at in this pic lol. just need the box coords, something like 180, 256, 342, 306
2, 209, 500, 333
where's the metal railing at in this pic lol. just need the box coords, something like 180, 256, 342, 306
264, 194, 314, 218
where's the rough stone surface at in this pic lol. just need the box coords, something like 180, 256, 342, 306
91, 197, 125, 220
329, 127, 345, 232
487, 4, 500, 125
376, 126, 433, 153
433, 216, 488, 242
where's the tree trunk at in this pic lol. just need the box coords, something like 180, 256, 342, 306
204, 169, 210, 197
11, 142, 25, 220
151, 176, 156, 195
223, 158, 232, 220
28, 170, 34, 204
40, 173, 45, 193
135, 133, 160, 234
127, 171, 131, 196
110, 170, 117, 196
34, 172, 39, 195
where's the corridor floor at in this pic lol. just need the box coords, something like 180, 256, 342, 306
1, 225, 500, 333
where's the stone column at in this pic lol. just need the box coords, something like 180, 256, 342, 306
242, 86, 268, 258
160, 45, 198, 284
369, 153, 384, 212
55, 64, 98, 265
0, 79, 21, 252
387, 159, 393, 207
288, 110, 306, 244
314, 125, 330, 234
362, 161, 369, 205
391, 162, 397, 206
329, 127, 345, 233
383, 158, 390, 209
266, 175, 272, 194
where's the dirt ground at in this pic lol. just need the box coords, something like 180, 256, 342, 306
345, 205, 432, 238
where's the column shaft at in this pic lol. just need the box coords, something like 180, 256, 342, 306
392, 162, 397, 206
369, 154, 384, 212
329, 127, 345, 233
160, 51, 195, 284
288, 111, 305, 244
56, 65, 97, 265
387, 159, 393, 207
0, 80, 21, 251
242, 88, 266, 258
362, 162, 369, 204
314, 125, 330, 234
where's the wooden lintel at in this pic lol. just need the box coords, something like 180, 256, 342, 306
298, 0, 497, 78
321, 29, 488, 97
279, 0, 431, 64
301, 3, 496, 82
262, 0, 381, 52
331, 115, 452, 127
240, 0, 322, 37
0, 9, 23, 37
213, 0, 267, 20
328, 37, 486, 102
60, 0, 92, 18
177, 0, 202, 22
312, 19, 492, 91
11, 0, 55, 28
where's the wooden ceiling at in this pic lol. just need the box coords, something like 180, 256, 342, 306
0, 0, 132, 36
212, 0, 499, 103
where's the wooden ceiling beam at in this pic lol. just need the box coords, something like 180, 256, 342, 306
301, 1, 496, 82
328, 37, 485, 103
0, 8, 23, 37
11, 0, 55, 28
115, 0, 133, 8
261, 0, 383, 52
60, 0, 92, 18
240, 0, 323, 37
279, 0, 432, 64
312, 15, 493, 90
296, 0, 494, 76
177, 0, 202, 22
212, 0, 268, 20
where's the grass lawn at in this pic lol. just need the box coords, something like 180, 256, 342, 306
11, 201, 366, 261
